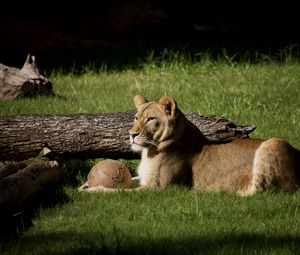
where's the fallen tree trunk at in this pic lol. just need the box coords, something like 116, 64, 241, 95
0, 111, 256, 161
0, 157, 66, 214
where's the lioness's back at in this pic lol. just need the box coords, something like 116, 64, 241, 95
193, 139, 263, 192
193, 138, 300, 194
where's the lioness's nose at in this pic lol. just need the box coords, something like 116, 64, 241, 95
129, 131, 139, 139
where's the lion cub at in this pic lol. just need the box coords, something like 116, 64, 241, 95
129, 95, 300, 195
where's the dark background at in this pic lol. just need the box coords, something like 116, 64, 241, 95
1, 0, 299, 71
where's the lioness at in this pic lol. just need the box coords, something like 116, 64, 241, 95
129, 95, 300, 195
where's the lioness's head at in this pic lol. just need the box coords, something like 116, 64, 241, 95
129, 95, 179, 152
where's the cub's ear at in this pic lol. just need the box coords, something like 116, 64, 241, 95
134, 95, 148, 108
159, 96, 177, 116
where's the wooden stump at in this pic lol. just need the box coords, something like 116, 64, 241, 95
0, 54, 52, 100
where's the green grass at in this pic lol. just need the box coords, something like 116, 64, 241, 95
1, 50, 300, 254
2, 188, 300, 255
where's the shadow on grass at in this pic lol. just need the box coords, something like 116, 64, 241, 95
2, 231, 299, 255
33, 42, 300, 74
0, 184, 71, 242
3, 39, 300, 75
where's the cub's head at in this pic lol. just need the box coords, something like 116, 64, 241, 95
129, 95, 178, 152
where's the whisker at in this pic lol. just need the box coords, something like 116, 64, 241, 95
134, 136, 158, 148
145, 140, 158, 148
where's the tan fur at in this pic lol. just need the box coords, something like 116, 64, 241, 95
129, 95, 300, 195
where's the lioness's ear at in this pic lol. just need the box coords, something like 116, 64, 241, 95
159, 96, 177, 116
134, 95, 148, 108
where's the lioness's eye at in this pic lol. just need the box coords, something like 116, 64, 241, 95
134, 116, 138, 121
147, 117, 156, 122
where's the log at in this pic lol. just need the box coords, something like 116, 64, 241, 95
0, 54, 52, 100
0, 111, 256, 161
0, 157, 66, 214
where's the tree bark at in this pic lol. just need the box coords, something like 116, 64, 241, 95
0, 111, 256, 161
0, 157, 66, 214
0, 54, 52, 100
